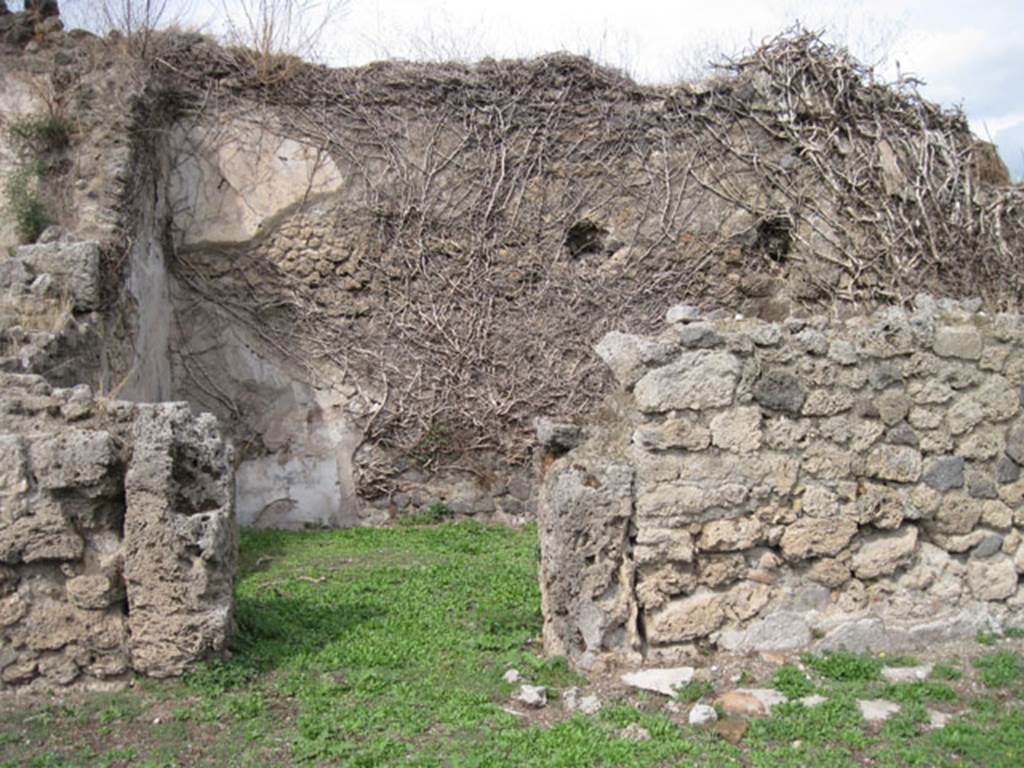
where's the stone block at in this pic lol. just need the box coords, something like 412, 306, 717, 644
851, 526, 918, 580
634, 351, 740, 412
780, 518, 858, 560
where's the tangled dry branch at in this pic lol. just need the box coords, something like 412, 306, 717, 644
132, 28, 1022, 495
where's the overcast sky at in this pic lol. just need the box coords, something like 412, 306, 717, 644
65, 0, 1024, 178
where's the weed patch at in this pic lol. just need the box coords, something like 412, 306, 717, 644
973, 651, 1024, 688
802, 652, 881, 682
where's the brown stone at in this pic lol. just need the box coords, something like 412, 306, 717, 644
647, 592, 725, 644
713, 718, 748, 744
780, 518, 858, 560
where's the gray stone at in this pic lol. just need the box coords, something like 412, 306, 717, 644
967, 555, 1018, 601
633, 416, 711, 451
881, 664, 933, 683
621, 667, 695, 697
922, 456, 965, 491
970, 533, 1004, 559
1006, 424, 1024, 465
563, 687, 602, 715
13, 241, 102, 311
665, 304, 701, 324
502, 668, 521, 683
858, 699, 901, 723
514, 685, 547, 708
753, 370, 806, 415
933, 326, 983, 360
997, 455, 1021, 484
816, 618, 892, 653
673, 323, 723, 349
594, 331, 677, 388
124, 404, 237, 678
781, 518, 858, 560
794, 329, 829, 356
926, 710, 953, 730
871, 364, 904, 389
688, 703, 718, 726
828, 340, 858, 365
863, 445, 923, 483
534, 417, 582, 452
885, 423, 919, 447
852, 526, 919, 580
966, 471, 998, 499
634, 351, 740, 413
718, 611, 812, 652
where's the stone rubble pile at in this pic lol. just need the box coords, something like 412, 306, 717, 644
540, 296, 1024, 670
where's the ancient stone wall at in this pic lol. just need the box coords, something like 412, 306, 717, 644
539, 296, 1024, 671
0, 373, 237, 690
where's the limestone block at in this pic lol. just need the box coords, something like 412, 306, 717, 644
634, 351, 740, 412
699, 517, 765, 552
124, 404, 237, 678
800, 485, 839, 518
539, 462, 635, 668
957, 428, 1004, 461
876, 390, 912, 425
966, 556, 1018, 601
863, 445, 922, 483
975, 376, 1020, 422
780, 518, 858, 560
634, 527, 694, 564
980, 500, 1013, 531
698, 554, 747, 587
647, 591, 725, 644
908, 380, 954, 405
0, 498, 84, 563
710, 407, 762, 452
946, 397, 984, 435
933, 325, 983, 360
802, 389, 854, 417
26, 430, 118, 492
633, 416, 710, 451
595, 331, 678, 388
852, 526, 919, 580
66, 573, 122, 611
808, 558, 852, 587
930, 494, 983, 535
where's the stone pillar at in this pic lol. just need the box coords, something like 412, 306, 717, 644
123, 403, 238, 678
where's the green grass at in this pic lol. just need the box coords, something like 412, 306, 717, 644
973, 651, 1024, 688
3, 521, 1024, 767
802, 652, 882, 682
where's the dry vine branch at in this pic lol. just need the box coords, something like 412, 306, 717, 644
119, 28, 1023, 496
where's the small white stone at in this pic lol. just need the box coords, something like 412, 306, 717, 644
688, 703, 718, 726
858, 699, 901, 722
798, 694, 827, 708
502, 668, 522, 684
514, 684, 547, 708
881, 664, 933, 684
926, 709, 953, 730
621, 666, 695, 697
